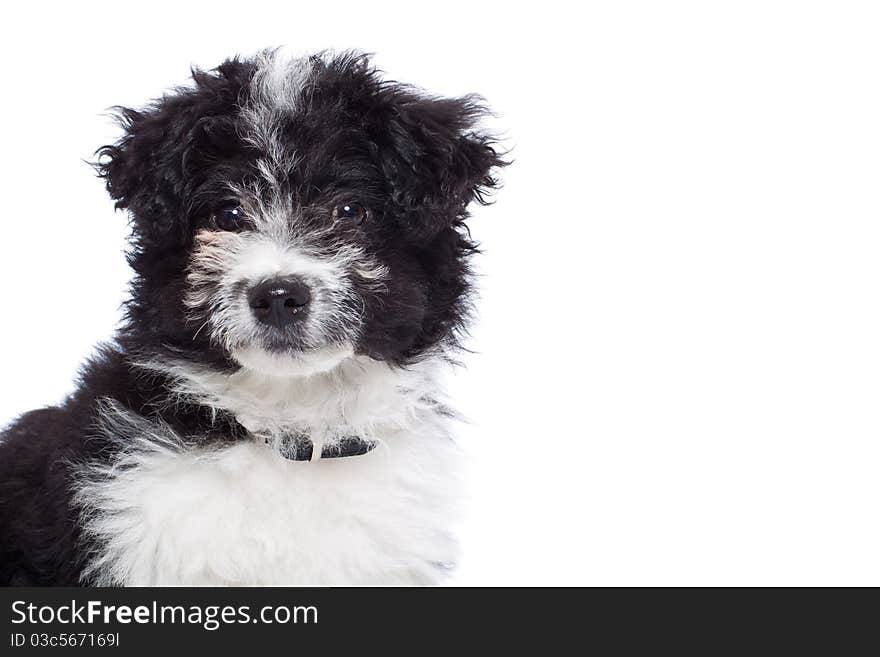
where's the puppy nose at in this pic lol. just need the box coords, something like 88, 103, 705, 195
247, 277, 311, 328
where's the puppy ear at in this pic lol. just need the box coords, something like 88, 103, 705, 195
94, 60, 251, 246
95, 105, 188, 244
376, 93, 506, 239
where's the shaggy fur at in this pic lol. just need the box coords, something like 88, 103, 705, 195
0, 50, 504, 585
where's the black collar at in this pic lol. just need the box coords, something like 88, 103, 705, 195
273, 432, 378, 462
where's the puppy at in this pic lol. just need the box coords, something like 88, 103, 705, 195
0, 50, 503, 585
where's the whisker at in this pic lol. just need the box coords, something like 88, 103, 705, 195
192, 319, 210, 341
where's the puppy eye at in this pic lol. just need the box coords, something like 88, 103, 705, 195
213, 204, 246, 231
333, 202, 368, 223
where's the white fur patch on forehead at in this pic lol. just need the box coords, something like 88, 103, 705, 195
250, 49, 315, 113
240, 50, 317, 178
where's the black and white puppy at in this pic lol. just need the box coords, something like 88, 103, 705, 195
0, 50, 504, 585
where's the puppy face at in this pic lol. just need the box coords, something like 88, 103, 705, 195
97, 51, 503, 376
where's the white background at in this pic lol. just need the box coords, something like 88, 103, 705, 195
1, 1, 879, 585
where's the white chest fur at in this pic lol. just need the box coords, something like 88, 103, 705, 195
73, 357, 463, 585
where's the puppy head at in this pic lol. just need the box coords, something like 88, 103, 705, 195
97, 51, 504, 377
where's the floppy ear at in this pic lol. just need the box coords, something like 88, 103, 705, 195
376, 93, 506, 239
94, 60, 252, 246
95, 103, 196, 245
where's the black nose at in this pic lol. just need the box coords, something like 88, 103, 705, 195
247, 277, 311, 329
